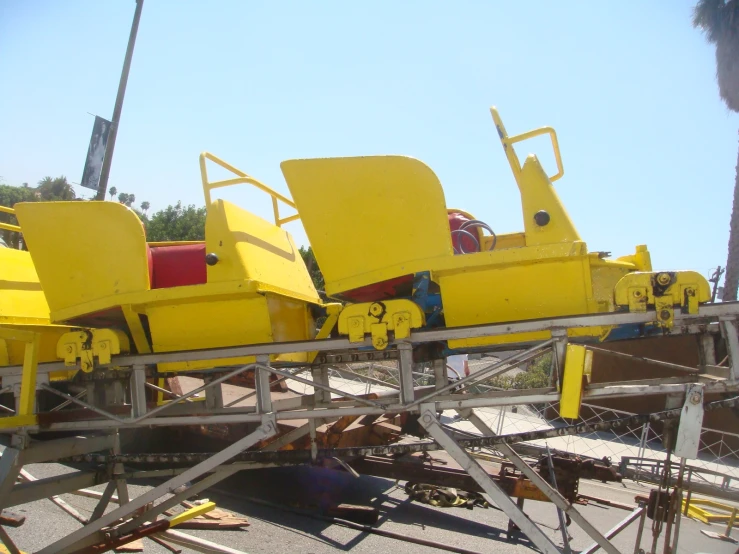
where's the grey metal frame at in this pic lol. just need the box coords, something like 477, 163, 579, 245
0, 302, 737, 552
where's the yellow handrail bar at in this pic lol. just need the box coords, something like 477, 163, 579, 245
490, 106, 564, 183
199, 152, 299, 227
0, 205, 21, 234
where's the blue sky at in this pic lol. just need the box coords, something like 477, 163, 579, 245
1, 1, 736, 282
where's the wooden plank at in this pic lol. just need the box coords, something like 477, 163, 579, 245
114, 538, 144, 552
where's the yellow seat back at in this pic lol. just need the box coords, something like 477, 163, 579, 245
0, 248, 49, 324
205, 199, 320, 303
15, 202, 150, 317
281, 156, 453, 296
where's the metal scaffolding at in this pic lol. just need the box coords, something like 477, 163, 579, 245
1, 302, 738, 553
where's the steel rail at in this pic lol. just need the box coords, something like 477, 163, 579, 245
1, 302, 735, 377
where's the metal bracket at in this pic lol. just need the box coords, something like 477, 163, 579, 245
674, 383, 704, 459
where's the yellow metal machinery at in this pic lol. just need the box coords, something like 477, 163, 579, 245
0, 107, 735, 554
0, 208, 80, 426
14, 153, 325, 374
281, 107, 711, 350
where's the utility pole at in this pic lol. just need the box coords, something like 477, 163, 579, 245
95, 0, 144, 201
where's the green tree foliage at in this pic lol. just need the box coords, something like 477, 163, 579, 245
36, 176, 75, 201
140, 201, 150, 214
108, 186, 117, 201
299, 246, 324, 291
145, 201, 206, 242
487, 353, 552, 390
0, 184, 37, 248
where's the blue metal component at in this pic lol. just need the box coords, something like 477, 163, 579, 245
412, 272, 444, 328
602, 323, 664, 342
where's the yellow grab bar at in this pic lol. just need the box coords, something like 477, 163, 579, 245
490, 106, 564, 183
0, 205, 21, 234
199, 152, 299, 227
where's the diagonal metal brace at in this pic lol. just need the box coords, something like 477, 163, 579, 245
418, 404, 561, 554
495, 441, 620, 554
37, 414, 277, 554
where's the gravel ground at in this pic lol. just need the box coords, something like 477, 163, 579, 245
3, 462, 738, 553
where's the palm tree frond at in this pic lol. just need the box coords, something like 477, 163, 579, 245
693, 0, 730, 43
716, 31, 739, 111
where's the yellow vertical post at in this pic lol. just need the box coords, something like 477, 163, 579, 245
726, 507, 737, 537
157, 377, 165, 405
18, 333, 41, 417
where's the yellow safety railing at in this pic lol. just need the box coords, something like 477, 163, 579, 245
490, 106, 564, 184
199, 152, 300, 227
0, 204, 21, 234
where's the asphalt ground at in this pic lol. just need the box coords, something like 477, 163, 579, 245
3, 462, 738, 554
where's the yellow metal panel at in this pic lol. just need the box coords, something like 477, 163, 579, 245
147, 295, 271, 372
616, 245, 653, 272
0, 248, 50, 324
441, 257, 597, 348
281, 156, 453, 297
147, 294, 314, 371
0, 324, 77, 381
516, 155, 580, 246
589, 258, 634, 313
489, 232, 526, 250
266, 295, 315, 344
15, 202, 150, 316
560, 344, 592, 419
205, 199, 320, 304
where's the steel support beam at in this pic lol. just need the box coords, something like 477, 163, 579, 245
0, 446, 21, 510
5, 470, 100, 508
581, 506, 645, 554
255, 356, 273, 413
263, 419, 328, 451
129, 365, 147, 417
204, 378, 225, 411
417, 404, 561, 554
89, 480, 117, 522
116, 465, 241, 535
38, 414, 277, 554
720, 318, 739, 381
495, 442, 620, 554
397, 343, 415, 405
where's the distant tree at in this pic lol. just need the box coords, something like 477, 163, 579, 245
118, 192, 130, 205
140, 201, 150, 215
127, 193, 135, 207
37, 176, 75, 201
109, 186, 117, 201
0, 184, 37, 248
487, 353, 552, 390
299, 246, 324, 292
693, 0, 739, 299
146, 201, 206, 241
